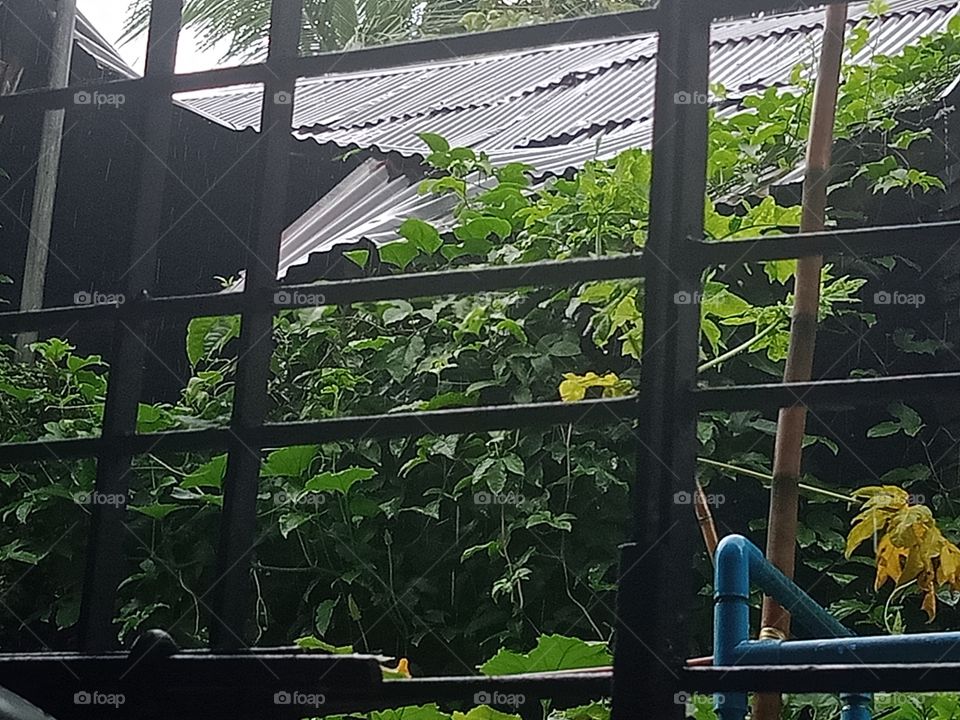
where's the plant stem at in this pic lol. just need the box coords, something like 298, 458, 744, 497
696, 457, 855, 503
696, 320, 781, 374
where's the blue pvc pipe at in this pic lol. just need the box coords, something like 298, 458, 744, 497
714, 536, 871, 720
713, 536, 751, 720
843, 692, 872, 720
732, 632, 960, 665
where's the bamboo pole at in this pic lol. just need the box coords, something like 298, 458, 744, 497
16, 0, 78, 360
694, 481, 720, 560
753, 5, 848, 719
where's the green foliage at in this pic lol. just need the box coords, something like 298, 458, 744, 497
2, 24, 960, 715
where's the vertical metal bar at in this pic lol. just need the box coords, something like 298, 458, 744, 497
78, 0, 183, 651
209, 0, 303, 650
611, 0, 711, 718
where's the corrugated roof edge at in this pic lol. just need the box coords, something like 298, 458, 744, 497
278, 0, 957, 136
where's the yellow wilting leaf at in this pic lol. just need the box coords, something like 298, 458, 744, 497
853, 485, 909, 510
938, 543, 960, 585
874, 535, 907, 589
846, 506, 896, 557
558, 372, 633, 403
848, 485, 960, 620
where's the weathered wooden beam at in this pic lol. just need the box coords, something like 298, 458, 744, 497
16, 0, 77, 360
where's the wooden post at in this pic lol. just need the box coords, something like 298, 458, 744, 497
16, 0, 77, 359
753, 5, 848, 719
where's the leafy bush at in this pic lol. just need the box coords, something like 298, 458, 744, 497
2, 17, 960, 720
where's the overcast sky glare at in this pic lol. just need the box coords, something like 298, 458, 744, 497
76, 0, 228, 74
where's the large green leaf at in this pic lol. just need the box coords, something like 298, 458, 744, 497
478, 635, 611, 675
305, 467, 377, 494
181, 454, 228, 489
186, 315, 241, 367
379, 240, 420, 270
399, 218, 443, 253
261, 445, 319, 478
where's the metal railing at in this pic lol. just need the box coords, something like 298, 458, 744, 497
0, 0, 958, 718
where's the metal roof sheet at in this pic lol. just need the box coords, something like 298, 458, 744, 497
176, 1, 960, 279
180, 0, 960, 150
74, 10, 139, 79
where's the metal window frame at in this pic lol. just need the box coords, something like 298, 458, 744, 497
0, 0, 957, 716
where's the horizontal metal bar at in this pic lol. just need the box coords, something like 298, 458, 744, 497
0, 9, 659, 115
696, 220, 960, 266
0, 650, 383, 719
0, 397, 638, 464
681, 664, 960, 694
695, 372, 960, 412
0, 254, 645, 333
0, 646, 608, 718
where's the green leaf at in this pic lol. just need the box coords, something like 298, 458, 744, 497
181, 454, 228, 489
306, 466, 377, 494
454, 708, 520, 720
373, 705, 451, 720
479, 634, 611, 675
344, 249, 370, 268
348, 593, 362, 621
379, 240, 420, 270
892, 328, 941, 355
0, 382, 37, 401
261, 445, 318, 478
186, 315, 241, 367
383, 300, 414, 325
867, 421, 901, 438
0, 540, 38, 565
454, 217, 512, 242
279, 512, 310, 539
129, 503, 181, 520
314, 598, 338, 636
295, 635, 354, 653
890, 402, 923, 437
418, 391, 479, 411
399, 218, 443, 253
417, 132, 450, 153
136, 403, 173, 433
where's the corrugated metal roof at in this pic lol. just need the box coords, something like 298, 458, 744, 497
180, 0, 959, 154
175, 0, 960, 279
73, 11, 236, 128
75, 11, 139, 79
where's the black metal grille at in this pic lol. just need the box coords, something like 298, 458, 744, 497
0, 0, 955, 718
